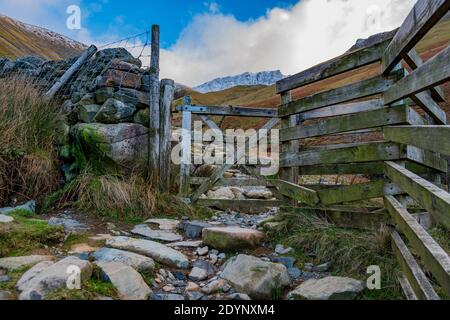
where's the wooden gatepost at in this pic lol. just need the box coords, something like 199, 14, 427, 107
179, 0, 450, 300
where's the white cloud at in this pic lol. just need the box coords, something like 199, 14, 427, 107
160, 0, 416, 86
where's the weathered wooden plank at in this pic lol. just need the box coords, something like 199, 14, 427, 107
199, 115, 221, 133
197, 199, 283, 213
281, 105, 415, 142
398, 275, 419, 300
269, 180, 319, 206
404, 145, 447, 173
176, 105, 277, 118
281, 142, 401, 168
317, 180, 402, 205
391, 230, 440, 300
404, 49, 446, 102
45, 45, 97, 98
148, 25, 161, 183
382, 0, 450, 74
278, 70, 404, 117
179, 109, 192, 197
299, 99, 384, 121
384, 46, 450, 104
384, 125, 450, 157
410, 91, 447, 124
191, 118, 280, 202
385, 161, 450, 229
279, 91, 299, 184
299, 162, 385, 175
190, 177, 268, 187
159, 79, 175, 192
385, 195, 450, 296
276, 38, 392, 94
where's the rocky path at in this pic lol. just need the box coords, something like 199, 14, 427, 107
0, 202, 366, 300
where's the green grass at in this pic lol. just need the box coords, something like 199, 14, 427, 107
266, 209, 403, 300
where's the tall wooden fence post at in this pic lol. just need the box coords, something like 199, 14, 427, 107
149, 25, 161, 184
159, 79, 175, 192
180, 96, 192, 198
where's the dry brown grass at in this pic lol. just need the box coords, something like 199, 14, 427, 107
0, 77, 61, 205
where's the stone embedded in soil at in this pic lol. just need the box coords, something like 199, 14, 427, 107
48, 217, 88, 233
186, 282, 200, 292
92, 247, 155, 272
16, 261, 55, 292
106, 236, 190, 269
17, 256, 93, 300
287, 276, 365, 300
226, 293, 251, 300
202, 227, 265, 251
145, 218, 180, 231
0, 255, 54, 271
151, 293, 185, 300
244, 189, 273, 200
220, 254, 290, 300
206, 187, 235, 200
181, 221, 212, 239
0, 200, 35, 215
0, 290, 15, 300
193, 260, 216, 277
288, 268, 302, 280
89, 234, 113, 242
69, 243, 99, 254
189, 267, 208, 282
0, 275, 10, 283
201, 279, 226, 295
167, 240, 203, 248
131, 224, 183, 242
95, 261, 152, 300
196, 246, 209, 256
0, 214, 14, 223
274, 244, 294, 255
271, 257, 296, 269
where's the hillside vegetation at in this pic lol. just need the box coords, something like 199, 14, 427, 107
0, 14, 85, 60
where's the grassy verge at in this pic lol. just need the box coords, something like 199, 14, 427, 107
264, 209, 403, 300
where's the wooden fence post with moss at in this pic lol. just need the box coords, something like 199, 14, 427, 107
159, 79, 175, 192
148, 24, 161, 185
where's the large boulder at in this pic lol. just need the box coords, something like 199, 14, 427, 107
71, 123, 149, 169
94, 98, 136, 124
17, 256, 93, 300
106, 237, 189, 269
287, 276, 365, 300
221, 255, 290, 299
0, 255, 54, 272
95, 261, 151, 300
202, 227, 265, 251
92, 248, 155, 272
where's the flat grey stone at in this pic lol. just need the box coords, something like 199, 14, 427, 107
167, 240, 203, 248
181, 221, 212, 239
145, 218, 180, 231
0, 255, 54, 271
17, 256, 93, 300
48, 217, 88, 232
189, 267, 208, 281
131, 224, 182, 242
287, 276, 365, 300
151, 293, 185, 300
0, 214, 14, 223
95, 261, 152, 300
106, 237, 189, 269
92, 248, 155, 272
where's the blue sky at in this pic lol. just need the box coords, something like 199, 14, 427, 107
0, 0, 415, 86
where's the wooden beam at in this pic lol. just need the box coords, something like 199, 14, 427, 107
317, 180, 402, 205
384, 46, 450, 105
278, 70, 404, 117
398, 275, 418, 300
391, 230, 440, 300
385, 195, 450, 296
191, 118, 280, 202
281, 141, 401, 168
410, 91, 447, 124
404, 145, 447, 173
299, 99, 384, 121
281, 105, 417, 142
384, 125, 450, 157
276, 38, 392, 93
179, 109, 192, 197
384, 161, 450, 229
45, 45, 97, 98
159, 79, 175, 192
269, 180, 319, 206
404, 49, 446, 102
176, 105, 277, 118
382, 0, 450, 74
299, 162, 385, 175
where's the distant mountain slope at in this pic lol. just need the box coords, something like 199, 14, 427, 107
0, 14, 86, 60
194, 70, 285, 93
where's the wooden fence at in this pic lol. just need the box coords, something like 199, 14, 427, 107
177, 0, 450, 299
